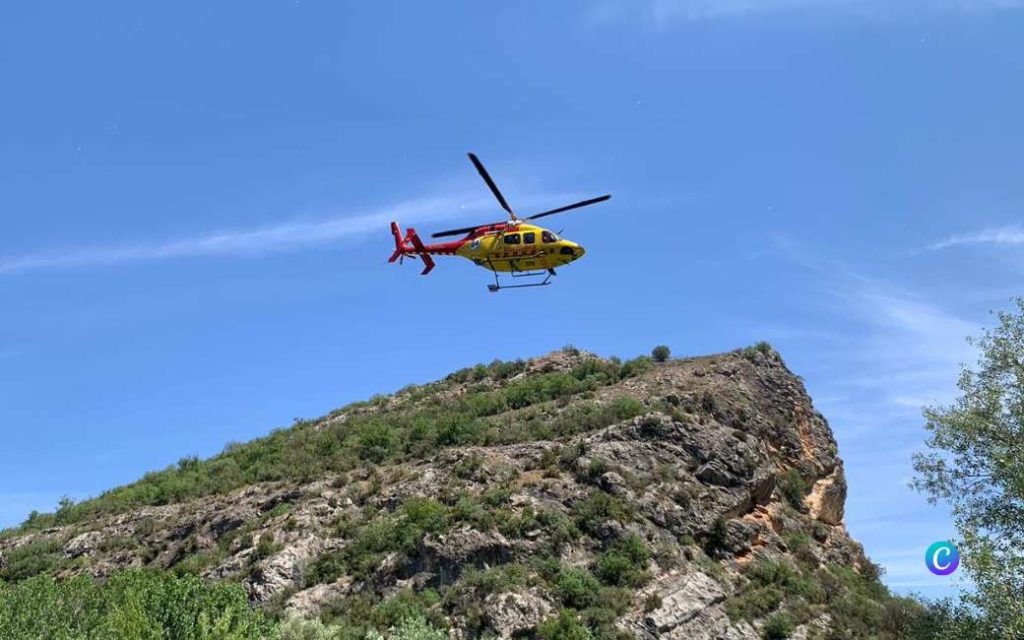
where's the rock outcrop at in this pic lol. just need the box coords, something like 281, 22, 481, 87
0, 345, 888, 638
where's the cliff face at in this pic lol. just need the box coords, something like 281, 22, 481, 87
0, 347, 891, 639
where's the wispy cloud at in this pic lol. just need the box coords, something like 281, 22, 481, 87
809, 281, 978, 445
929, 225, 1024, 251
767, 237, 977, 418
639, 0, 1024, 23
0, 194, 492, 276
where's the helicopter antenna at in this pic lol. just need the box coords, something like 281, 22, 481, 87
468, 153, 517, 221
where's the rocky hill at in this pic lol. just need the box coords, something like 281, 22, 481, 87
0, 346, 914, 639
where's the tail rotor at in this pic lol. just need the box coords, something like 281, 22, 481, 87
389, 221, 435, 275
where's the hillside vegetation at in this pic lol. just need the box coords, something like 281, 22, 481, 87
0, 346, 943, 639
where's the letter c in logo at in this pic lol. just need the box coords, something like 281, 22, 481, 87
925, 541, 960, 576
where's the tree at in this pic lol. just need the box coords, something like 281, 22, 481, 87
912, 297, 1024, 636
651, 345, 671, 363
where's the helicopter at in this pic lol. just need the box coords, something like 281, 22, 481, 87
389, 153, 611, 292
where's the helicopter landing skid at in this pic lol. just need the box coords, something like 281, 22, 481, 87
487, 268, 556, 292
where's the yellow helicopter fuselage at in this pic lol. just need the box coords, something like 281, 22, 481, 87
454, 223, 585, 273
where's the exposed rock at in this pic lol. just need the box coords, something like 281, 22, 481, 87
245, 541, 317, 603
64, 531, 103, 558
666, 608, 759, 640
286, 578, 352, 617
792, 614, 832, 640
807, 465, 847, 525
420, 528, 513, 585
640, 571, 726, 633
482, 591, 552, 639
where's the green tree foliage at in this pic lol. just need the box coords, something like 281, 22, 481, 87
651, 345, 671, 363
0, 570, 276, 639
912, 298, 1024, 636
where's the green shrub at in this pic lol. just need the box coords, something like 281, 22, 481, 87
762, 612, 795, 639
703, 517, 728, 557
537, 609, 593, 640
700, 391, 717, 414
305, 549, 347, 586
574, 491, 633, 536
172, 548, 225, 576
651, 345, 671, 363
535, 508, 581, 548
554, 567, 602, 609
643, 593, 662, 612
489, 359, 527, 380
614, 533, 650, 565
458, 563, 529, 596
435, 413, 486, 446
366, 615, 447, 640
578, 586, 633, 636
374, 590, 443, 631
619, 356, 653, 379
578, 457, 611, 482
778, 469, 807, 510
593, 535, 650, 587
606, 397, 645, 421
741, 341, 774, 361
725, 586, 784, 621
746, 558, 798, 588
278, 615, 337, 640
401, 497, 449, 533
253, 532, 279, 561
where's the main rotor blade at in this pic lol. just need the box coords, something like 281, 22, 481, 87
468, 152, 516, 219
525, 194, 611, 220
431, 223, 491, 239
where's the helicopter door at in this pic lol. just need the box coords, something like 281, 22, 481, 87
519, 231, 541, 271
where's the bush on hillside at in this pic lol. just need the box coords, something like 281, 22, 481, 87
0, 570, 276, 640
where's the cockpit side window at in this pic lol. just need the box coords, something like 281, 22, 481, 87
523, 232, 536, 244
541, 231, 557, 243
503, 233, 521, 245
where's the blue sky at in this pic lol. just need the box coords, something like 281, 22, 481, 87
3, 1, 1023, 599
